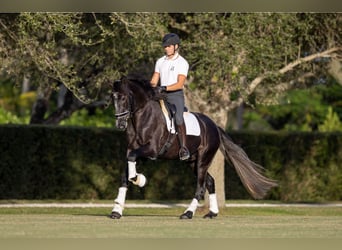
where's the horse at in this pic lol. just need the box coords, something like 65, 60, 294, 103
110, 76, 277, 219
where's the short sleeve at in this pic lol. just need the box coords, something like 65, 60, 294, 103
155, 57, 163, 73
177, 57, 189, 77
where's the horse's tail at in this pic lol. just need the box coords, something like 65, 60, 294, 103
218, 127, 278, 199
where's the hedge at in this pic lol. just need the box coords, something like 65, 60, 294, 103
0, 125, 341, 202
228, 132, 342, 201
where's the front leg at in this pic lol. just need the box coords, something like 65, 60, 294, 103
110, 168, 130, 219
126, 144, 158, 187
127, 161, 147, 187
111, 186, 127, 219
111, 145, 157, 219
110, 160, 146, 219
110, 161, 146, 219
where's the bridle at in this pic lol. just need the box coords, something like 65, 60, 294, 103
114, 110, 130, 119
113, 93, 133, 122
112, 81, 136, 129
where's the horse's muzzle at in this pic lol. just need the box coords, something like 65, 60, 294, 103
116, 119, 128, 130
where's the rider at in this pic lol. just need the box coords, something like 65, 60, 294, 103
150, 33, 190, 161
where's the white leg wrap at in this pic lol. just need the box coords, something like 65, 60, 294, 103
128, 161, 147, 187
114, 187, 127, 206
209, 193, 219, 214
128, 161, 137, 180
185, 198, 199, 214
132, 173, 147, 187
112, 187, 127, 215
112, 203, 123, 215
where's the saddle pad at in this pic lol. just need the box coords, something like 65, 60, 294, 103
159, 100, 201, 136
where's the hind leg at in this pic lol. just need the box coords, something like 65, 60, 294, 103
203, 173, 219, 219
180, 158, 209, 219
180, 146, 220, 219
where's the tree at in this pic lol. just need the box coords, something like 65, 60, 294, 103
244, 78, 342, 132
2, 13, 340, 126
0, 13, 169, 123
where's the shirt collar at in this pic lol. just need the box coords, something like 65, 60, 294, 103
165, 52, 179, 61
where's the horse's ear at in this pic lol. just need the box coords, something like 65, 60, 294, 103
112, 79, 122, 92
120, 76, 128, 83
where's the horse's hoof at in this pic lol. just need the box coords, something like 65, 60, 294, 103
110, 211, 122, 219
179, 211, 193, 219
203, 211, 218, 219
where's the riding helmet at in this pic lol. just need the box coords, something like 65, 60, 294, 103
162, 33, 180, 47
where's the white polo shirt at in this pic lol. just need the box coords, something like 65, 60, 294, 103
154, 53, 189, 87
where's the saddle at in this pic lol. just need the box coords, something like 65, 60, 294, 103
158, 100, 200, 136
159, 100, 188, 121
157, 100, 200, 156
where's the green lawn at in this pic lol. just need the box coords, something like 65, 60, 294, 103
0, 203, 342, 238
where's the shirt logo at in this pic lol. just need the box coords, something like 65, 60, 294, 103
170, 66, 175, 71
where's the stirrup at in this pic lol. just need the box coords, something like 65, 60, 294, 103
179, 147, 190, 160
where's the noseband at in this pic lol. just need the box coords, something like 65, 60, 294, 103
114, 110, 130, 119
113, 97, 132, 124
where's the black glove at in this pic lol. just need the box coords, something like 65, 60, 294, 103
152, 86, 167, 100
154, 86, 167, 94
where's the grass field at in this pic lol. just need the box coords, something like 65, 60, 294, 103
1, 201, 342, 239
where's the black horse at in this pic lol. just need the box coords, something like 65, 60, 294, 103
110, 76, 277, 219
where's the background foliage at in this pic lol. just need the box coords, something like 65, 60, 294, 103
0, 125, 341, 202
0, 13, 341, 129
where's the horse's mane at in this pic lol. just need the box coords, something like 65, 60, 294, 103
126, 77, 152, 91
122, 75, 162, 100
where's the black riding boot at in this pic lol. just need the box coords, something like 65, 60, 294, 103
177, 123, 190, 160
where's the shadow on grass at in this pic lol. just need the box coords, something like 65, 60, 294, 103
73, 208, 185, 219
